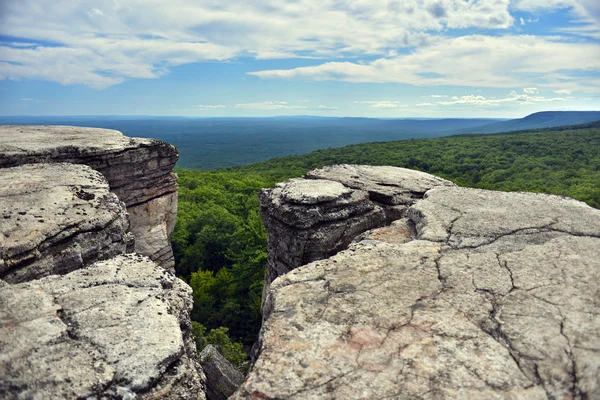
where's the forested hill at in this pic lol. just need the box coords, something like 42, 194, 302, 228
173, 121, 600, 365
228, 120, 600, 207
456, 111, 600, 135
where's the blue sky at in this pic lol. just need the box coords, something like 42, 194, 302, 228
0, 0, 599, 118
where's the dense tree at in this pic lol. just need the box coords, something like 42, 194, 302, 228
175, 122, 600, 359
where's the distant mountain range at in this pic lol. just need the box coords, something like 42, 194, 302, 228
1, 111, 598, 170
455, 111, 600, 135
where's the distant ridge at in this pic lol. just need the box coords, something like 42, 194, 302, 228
457, 111, 600, 134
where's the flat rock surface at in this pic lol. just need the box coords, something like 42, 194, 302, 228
306, 164, 455, 205
237, 171, 600, 399
0, 125, 157, 161
0, 254, 206, 400
0, 163, 132, 283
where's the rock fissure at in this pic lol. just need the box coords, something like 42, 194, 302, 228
237, 165, 600, 399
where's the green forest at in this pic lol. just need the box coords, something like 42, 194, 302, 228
174, 122, 600, 366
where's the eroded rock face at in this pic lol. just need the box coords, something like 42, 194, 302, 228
260, 165, 454, 285
236, 165, 600, 399
0, 254, 206, 400
0, 163, 133, 283
0, 125, 178, 270
200, 345, 245, 400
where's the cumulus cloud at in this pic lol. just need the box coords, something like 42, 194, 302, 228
514, 0, 600, 39
437, 90, 566, 106
318, 104, 338, 110
250, 35, 600, 92
195, 104, 227, 109
235, 101, 306, 110
523, 87, 539, 93
354, 101, 407, 109
0, 0, 516, 88
0, 0, 596, 91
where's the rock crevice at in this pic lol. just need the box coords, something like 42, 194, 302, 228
237, 164, 600, 399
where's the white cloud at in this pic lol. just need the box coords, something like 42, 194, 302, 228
523, 87, 539, 93
250, 35, 600, 92
235, 101, 305, 110
0, 0, 515, 88
195, 104, 226, 109
437, 90, 566, 106
520, 17, 525, 25
429, 94, 448, 98
0, 0, 597, 93
318, 104, 338, 110
416, 102, 434, 106
354, 101, 407, 109
554, 89, 572, 94
514, 0, 600, 39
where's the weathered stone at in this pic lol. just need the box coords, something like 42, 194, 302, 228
0, 163, 133, 283
259, 166, 455, 285
236, 166, 600, 399
0, 125, 178, 270
0, 254, 206, 400
200, 345, 245, 400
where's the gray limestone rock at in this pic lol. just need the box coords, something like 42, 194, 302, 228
236, 166, 600, 399
0, 254, 206, 400
200, 345, 245, 400
0, 163, 133, 283
0, 125, 178, 271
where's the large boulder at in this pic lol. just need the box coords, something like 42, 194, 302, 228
0, 125, 178, 270
199, 345, 245, 400
259, 165, 454, 285
0, 163, 133, 283
0, 254, 206, 399
235, 165, 600, 399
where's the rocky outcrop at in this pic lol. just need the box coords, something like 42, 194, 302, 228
0, 163, 133, 283
0, 254, 205, 399
236, 165, 600, 399
0, 128, 206, 398
200, 345, 245, 400
0, 125, 178, 271
259, 165, 454, 285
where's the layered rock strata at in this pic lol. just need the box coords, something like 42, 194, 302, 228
0, 125, 178, 270
0, 163, 133, 283
200, 345, 245, 400
0, 254, 205, 399
259, 165, 454, 285
236, 165, 600, 399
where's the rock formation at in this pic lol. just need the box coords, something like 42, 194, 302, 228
0, 125, 178, 271
0, 254, 204, 399
200, 345, 245, 400
236, 165, 600, 399
0, 163, 133, 283
0, 127, 205, 399
259, 165, 454, 285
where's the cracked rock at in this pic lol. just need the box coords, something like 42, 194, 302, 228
236, 165, 600, 399
0, 254, 206, 400
260, 165, 454, 285
0, 163, 133, 283
0, 125, 179, 271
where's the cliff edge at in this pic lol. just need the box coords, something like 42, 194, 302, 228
0, 128, 205, 399
236, 165, 600, 399
0, 125, 179, 271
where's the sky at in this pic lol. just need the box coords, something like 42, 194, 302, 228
0, 0, 599, 118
